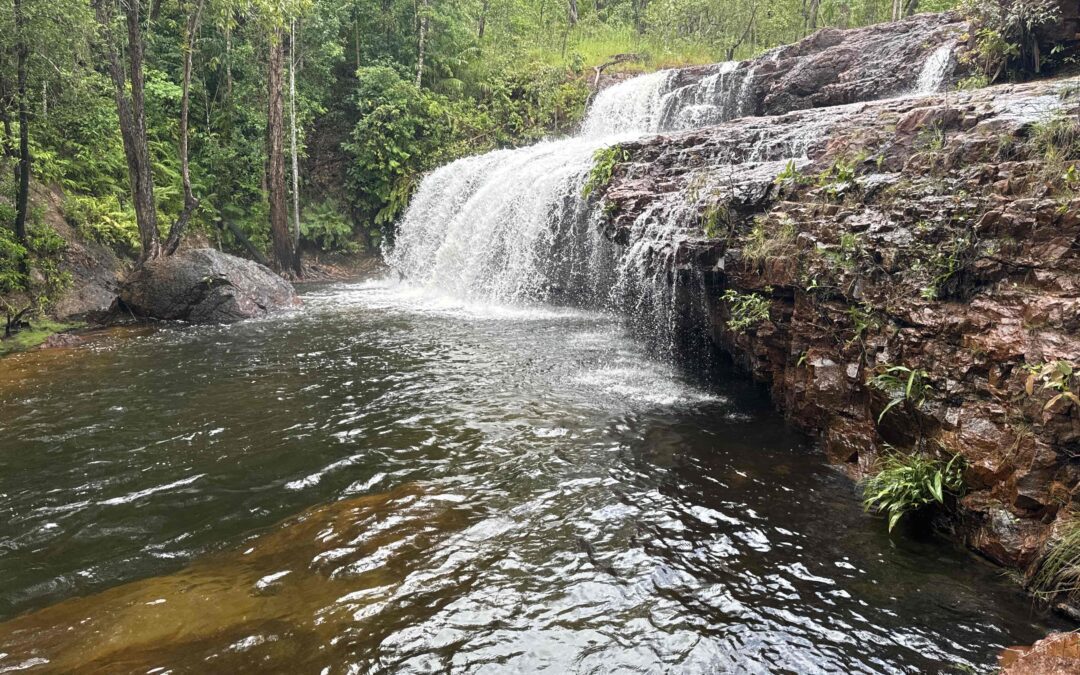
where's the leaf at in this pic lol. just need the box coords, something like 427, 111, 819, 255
931, 472, 944, 503
1044, 393, 1064, 411
877, 397, 903, 423
1025, 373, 1035, 396
888, 510, 904, 532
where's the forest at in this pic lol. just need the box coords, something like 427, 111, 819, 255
0, 0, 962, 311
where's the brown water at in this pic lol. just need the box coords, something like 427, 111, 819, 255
0, 280, 1061, 673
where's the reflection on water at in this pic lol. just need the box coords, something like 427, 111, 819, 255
0, 280, 1061, 672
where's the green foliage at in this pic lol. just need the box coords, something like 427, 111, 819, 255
701, 201, 731, 239
959, 0, 1059, 79
846, 303, 881, 347
775, 159, 810, 186
63, 194, 140, 255
721, 288, 772, 332
742, 216, 796, 266
582, 145, 630, 199
817, 157, 858, 199
1024, 360, 1080, 412
300, 200, 359, 252
871, 364, 932, 422
1030, 514, 1080, 603
862, 451, 965, 532
0, 226, 29, 295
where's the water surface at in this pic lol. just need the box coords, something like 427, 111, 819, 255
0, 280, 1058, 672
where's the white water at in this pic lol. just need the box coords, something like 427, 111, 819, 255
386, 43, 960, 353
915, 44, 955, 94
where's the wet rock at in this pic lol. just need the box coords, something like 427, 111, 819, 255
118, 248, 301, 323
590, 52, 1080, 598
1000, 632, 1080, 675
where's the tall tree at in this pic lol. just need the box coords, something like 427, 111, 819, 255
415, 0, 430, 87
95, 0, 160, 263
163, 0, 206, 255
12, 0, 29, 248
266, 26, 298, 275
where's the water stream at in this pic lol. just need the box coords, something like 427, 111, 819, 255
0, 282, 1060, 672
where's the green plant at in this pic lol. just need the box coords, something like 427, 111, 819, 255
1024, 360, 1080, 412
300, 201, 360, 253
956, 73, 990, 90
742, 217, 796, 266
63, 194, 140, 255
1030, 514, 1080, 603
701, 201, 732, 239
871, 364, 932, 422
721, 288, 772, 332
918, 234, 975, 301
817, 157, 857, 199
846, 303, 881, 347
862, 451, 965, 532
775, 159, 810, 186
582, 145, 631, 198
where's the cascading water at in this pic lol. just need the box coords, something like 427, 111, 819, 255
387, 40, 959, 356
915, 44, 956, 94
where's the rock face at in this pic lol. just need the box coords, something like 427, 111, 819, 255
592, 70, 1080, 602
654, 12, 968, 132
118, 248, 300, 323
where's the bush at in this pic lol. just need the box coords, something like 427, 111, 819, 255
301, 201, 359, 253
0, 226, 28, 295
720, 288, 771, 332
582, 144, 629, 198
63, 194, 140, 255
1030, 514, 1080, 603
862, 452, 965, 532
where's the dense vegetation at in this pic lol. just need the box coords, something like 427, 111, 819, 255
2, 0, 1051, 319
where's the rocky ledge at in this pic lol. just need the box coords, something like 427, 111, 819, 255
595, 70, 1080, 611
118, 248, 301, 323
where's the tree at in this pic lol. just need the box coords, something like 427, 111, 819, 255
163, 0, 206, 255
94, 0, 161, 263
12, 0, 29, 251
267, 26, 298, 275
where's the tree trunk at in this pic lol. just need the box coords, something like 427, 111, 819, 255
96, 0, 160, 263
13, 0, 30, 248
567, 0, 578, 26
288, 21, 302, 253
415, 0, 430, 88
266, 28, 297, 277
478, 0, 489, 38
903, 0, 918, 16
163, 0, 205, 255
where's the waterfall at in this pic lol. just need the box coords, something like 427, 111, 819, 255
387, 39, 964, 354
915, 44, 955, 94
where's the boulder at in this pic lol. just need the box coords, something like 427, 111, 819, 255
118, 248, 300, 323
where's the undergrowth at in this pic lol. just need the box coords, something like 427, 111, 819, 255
862, 451, 965, 532
582, 145, 630, 198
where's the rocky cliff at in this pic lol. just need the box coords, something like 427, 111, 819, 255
592, 21, 1080, 612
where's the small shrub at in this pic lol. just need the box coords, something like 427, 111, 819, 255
1024, 359, 1080, 412
775, 159, 810, 186
582, 145, 630, 198
817, 157, 857, 199
721, 288, 771, 332
862, 451, 965, 532
0, 226, 28, 295
871, 364, 932, 422
300, 201, 359, 253
742, 217, 796, 266
63, 194, 140, 255
1030, 514, 1080, 602
701, 201, 732, 239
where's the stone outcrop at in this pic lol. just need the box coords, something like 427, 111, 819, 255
118, 248, 300, 323
594, 65, 1080, 608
